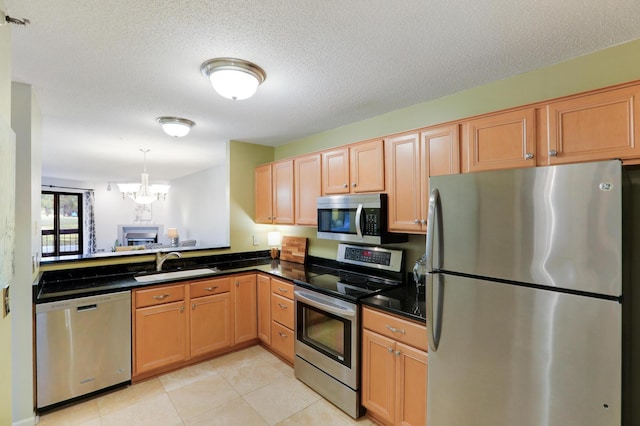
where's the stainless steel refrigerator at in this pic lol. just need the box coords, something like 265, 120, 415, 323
425, 160, 640, 426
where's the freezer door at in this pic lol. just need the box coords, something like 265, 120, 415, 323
428, 160, 621, 296
427, 274, 621, 426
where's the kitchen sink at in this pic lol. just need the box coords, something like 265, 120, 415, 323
134, 268, 219, 283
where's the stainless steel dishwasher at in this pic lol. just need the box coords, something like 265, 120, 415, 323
36, 291, 132, 409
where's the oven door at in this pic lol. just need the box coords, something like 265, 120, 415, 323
294, 288, 359, 388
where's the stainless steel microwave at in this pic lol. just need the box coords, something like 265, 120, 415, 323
316, 193, 408, 245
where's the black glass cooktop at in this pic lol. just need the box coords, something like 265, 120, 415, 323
294, 270, 402, 302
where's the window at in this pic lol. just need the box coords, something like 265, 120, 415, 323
41, 191, 83, 257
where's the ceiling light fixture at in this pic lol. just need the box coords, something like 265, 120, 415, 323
117, 149, 169, 204
156, 116, 195, 137
200, 57, 267, 100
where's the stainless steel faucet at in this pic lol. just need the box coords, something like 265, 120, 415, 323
156, 251, 182, 271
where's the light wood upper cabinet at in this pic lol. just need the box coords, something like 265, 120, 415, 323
385, 132, 422, 233
255, 163, 273, 223
322, 147, 350, 194
322, 139, 385, 194
272, 160, 295, 224
255, 160, 294, 224
350, 139, 385, 193
542, 85, 640, 165
385, 126, 459, 233
461, 108, 536, 172
232, 274, 258, 345
294, 153, 321, 225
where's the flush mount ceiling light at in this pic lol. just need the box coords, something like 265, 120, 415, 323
117, 149, 170, 205
156, 116, 195, 138
200, 58, 267, 100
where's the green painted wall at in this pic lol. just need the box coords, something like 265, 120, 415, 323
275, 38, 640, 160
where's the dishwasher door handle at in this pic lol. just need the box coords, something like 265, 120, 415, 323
77, 304, 97, 312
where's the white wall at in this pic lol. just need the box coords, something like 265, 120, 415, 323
165, 161, 230, 247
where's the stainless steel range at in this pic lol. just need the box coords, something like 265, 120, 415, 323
293, 243, 403, 418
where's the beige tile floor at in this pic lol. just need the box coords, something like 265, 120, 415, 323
36, 345, 375, 426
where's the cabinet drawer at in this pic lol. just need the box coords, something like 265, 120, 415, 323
362, 307, 427, 352
271, 321, 294, 363
271, 279, 294, 300
190, 277, 231, 298
135, 284, 185, 308
271, 294, 294, 329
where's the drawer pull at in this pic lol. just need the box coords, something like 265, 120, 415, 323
278, 303, 287, 309
153, 294, 170, 300
278, 287, 288, 293
278, 332, 288, 338
386, 324, 406, 334
204, 286, 218, 292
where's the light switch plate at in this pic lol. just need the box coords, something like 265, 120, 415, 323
2, 286, 9, 318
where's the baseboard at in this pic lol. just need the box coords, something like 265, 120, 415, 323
13, 413, 36, 426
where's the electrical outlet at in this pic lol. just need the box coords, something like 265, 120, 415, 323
252, 235, 259, 246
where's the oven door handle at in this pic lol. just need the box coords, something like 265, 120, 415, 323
295, 291, 357, 318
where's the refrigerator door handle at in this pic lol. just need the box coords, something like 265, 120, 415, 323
426, 188, 441, 352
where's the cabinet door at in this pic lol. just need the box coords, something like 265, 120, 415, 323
421, 125, 460, 232
545, 85, 640, 165
385, 133, 422, 232
232, 274, 258, 345
350, 139, 385, 193
396, 342, 428, 426
273, 159, 295, 224
257, 274, 271, 345
362, 329, 396, 425
462, 108, 536, 172
294, 153, 321, 225
134, 300, 187, 375
322, 147, 350, 194
190, 293, 232, 357
255, 163, 273, 223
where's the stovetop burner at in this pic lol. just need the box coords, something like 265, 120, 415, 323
295, 269, 402, 302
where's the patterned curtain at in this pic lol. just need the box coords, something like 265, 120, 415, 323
84, 190, 96, 254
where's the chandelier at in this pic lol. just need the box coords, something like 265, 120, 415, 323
117, 149, 169, 204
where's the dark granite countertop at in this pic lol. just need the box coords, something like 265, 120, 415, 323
361, 283, 426, 323
34, 251, 423, 322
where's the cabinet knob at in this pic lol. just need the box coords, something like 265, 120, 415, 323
388, 347, 393, 353
524, 152, 534, 160
235, 281, 239, 287
395, 350, 401, 357
549, 150, 558, 157
414, 219, 420, 224
421, 219, 427, 225
192, 303, 196, 310
343, 183, 348, 188
180, 305, 185, 313
352, 183, 357, 187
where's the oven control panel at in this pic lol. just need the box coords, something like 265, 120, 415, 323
336, 244, 403, 272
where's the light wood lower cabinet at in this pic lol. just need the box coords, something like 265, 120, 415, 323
362, 307, 427, 426
232, 274, 258, 345
132, 274, 257, 381
261, 277, 295, 363
190, 292, 232, 357
257, 274, 271, 345
134, 299, 188, 376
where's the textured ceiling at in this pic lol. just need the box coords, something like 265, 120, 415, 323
6, 0, 640, 183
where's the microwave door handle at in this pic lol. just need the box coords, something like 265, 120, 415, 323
355, 203, 364, 239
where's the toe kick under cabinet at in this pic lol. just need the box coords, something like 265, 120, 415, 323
361, 306, 428, 426
132, 273, 257, 381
